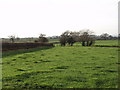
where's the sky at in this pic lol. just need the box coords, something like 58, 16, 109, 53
0, 0, 119, 38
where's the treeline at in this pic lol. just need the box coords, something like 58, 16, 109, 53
2, 30, 119, 43
59, 30, 95, 46
50, 33, 118, 40
2, 34, 49, 43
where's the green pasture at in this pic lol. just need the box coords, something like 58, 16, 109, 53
53, 40, 119, 46
95, 40, 118, 46
2, 45, 119, 88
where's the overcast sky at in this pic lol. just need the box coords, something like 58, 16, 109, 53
0, 0, 119, 38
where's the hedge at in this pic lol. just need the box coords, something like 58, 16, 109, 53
2, 42, 54, 51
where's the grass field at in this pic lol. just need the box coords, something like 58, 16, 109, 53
95, 40, 118, 46
53, 40, 119, 47
2, 43, 119, 88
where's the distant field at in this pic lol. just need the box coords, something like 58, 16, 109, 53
53, 40, 119, 46
95, 40, 118, 46
2, 39, 118, 46
2, 46, 118, 88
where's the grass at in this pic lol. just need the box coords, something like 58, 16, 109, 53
2, 45, 119, 89
53, 40, 119, 46
95, 40, 118, 46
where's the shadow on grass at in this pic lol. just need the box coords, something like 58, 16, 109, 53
3, 70, 53, 82
2, 46, 53, 57
2, 70, 54, 89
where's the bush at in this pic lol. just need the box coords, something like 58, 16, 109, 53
34, 40, 39, 43
2, 43, 54, 51
39, 37, 48, 42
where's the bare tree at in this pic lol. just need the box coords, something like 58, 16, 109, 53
60, 30, 76, 46
100, 33, 109, 40
8, 35, 15, 43
78, 29, 95, 46
69, 31, 81, 42
60, 31, 70, 46
60, 29, 95, 46
39, 34, 46, 38
38, 34, 48, 43
59, 36, 67, 46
